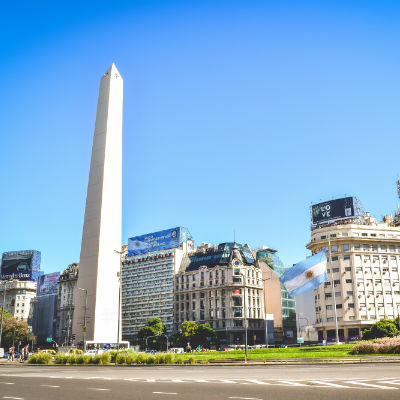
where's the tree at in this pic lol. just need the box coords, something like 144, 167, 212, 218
362, 319, 399, 340
193, 323, 216, 347
137, 317, 165, 350
0, 308, 35, 349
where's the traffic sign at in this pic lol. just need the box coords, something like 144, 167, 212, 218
82, 327, 86, 333
46, 337, 52, 343
297, 337, 304, 344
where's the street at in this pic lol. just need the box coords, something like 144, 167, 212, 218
0, 363, 400, 400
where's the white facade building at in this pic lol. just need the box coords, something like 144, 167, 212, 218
307, 214, 400, 342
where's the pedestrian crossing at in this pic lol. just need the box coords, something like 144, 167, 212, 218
1, 373, 400, 390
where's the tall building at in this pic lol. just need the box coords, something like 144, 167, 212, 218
307, 214, 400, 343
73, 64, 123, 345
121, 228, 193, 341
175, 242, 265, 346
56, 263, 79, 346
255, 247, 297, 344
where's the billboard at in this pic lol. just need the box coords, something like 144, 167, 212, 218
128, 227, 181, 256
0, 250, 41, 281
311, 197, 356, 227
37, 272, 60, 296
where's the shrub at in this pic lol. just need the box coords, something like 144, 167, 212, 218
54, 354, 68, 364
116, 353, 127, 365
165, 353, 174, 364
92, 355, 102, 364
109, 351, 118, 363
352, 337, 400, 355
83, 355, 93, 364
185, 356, 195, 365
66, 354, 77, 365
76, 355, 85, 364
200, 359, 209, 364
136, 353, 146, 365
100, 352, 111, 365
29, 353, 52, 364
175, 356, 184, 364
146, 355, 155, 364
154, 353, 165, 364
126, 352, 136, 365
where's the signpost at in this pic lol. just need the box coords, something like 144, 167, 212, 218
297, 338, 304, 344
46, 337, 52, 343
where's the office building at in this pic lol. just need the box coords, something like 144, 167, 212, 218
55, 263, 79, 345
175, 242, 265, 346
308, 213, 400, 342
122, 228, 193, 341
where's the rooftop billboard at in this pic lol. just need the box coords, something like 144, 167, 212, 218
37, 272, 60, 296
0, 250, 41, 281
128, 227, 181, 256
311, 197, 356, 228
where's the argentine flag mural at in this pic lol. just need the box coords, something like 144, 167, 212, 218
280, 250, 328, 296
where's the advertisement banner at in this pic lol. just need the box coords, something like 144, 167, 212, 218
311, 197, 355, 227
37, 272, 60, 296
0, 250, 41, 281
128, 227, 181, 256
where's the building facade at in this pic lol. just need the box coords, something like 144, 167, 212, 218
255, 247, 297, 343
175, 242, 265, 346
0, 280, 37, 321
56, 263, 79, 346
121, 229, 193, 341
307, 214, 400, 342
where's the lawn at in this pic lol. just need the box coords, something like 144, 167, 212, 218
174, 344, 378, 360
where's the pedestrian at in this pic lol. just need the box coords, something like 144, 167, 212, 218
24, 345, 29, 361
10, 345, 15, 361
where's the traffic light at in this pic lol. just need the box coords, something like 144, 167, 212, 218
71, 334, 76, 341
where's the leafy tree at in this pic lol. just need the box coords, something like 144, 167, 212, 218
180, 321, 198, 341
193, 323, 216, 347
0, 308, 35, 349
362, 319, 399, 340
137, 318, 165, 350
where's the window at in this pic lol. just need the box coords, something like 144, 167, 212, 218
362, 233, 368, 237
335, 291, 341, 297
345, 266, 351, 271
321, 235, 326, 240
363, 244, 369, 250
354, 244, 361, 249
342, 244, 349, 251
331, 245, 338, 252
334, 280, 340, 285
336, 304, 342, 309
345, 279, 352, 283
347, 291, 353, 295
333, 268, 340, 273
332, 256, 338, 261
342, 232, 348, 237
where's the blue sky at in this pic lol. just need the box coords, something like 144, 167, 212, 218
1, 1, 399, 274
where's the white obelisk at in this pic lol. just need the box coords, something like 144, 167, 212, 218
73, 64, 123, 344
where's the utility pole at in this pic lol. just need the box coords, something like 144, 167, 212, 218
262, 276, 271, 348
327, 234, 340, 344
114, 249, 124, 349
0, 280, 12, 349
78, 288, 88, 352
242, 272, 248, 362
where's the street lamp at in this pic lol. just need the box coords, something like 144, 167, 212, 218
114, 249, 124, 350
77, 287, 88, 352
241, 272, 248, 363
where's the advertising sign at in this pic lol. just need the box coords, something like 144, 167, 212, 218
311, 197, 355, 227
0, 250, 41, 281
37, 272, 60, 296
128, 227, 181, 256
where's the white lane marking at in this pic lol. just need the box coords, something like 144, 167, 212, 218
345, 381, 397, 390
228, 397, 262, 400
0, 383, 15, 385
152, 392, 177, 395
40, 385, 60, 388
195, 379, 207, 382
88, 388, 110, 391
219, 379, 237, 383
171, 379, 184, 382
147, 378, 156, 382
3, 397, 23, 400
124, 378, 139, 381
84, 377, 101, 380
244, 379, 270, 385
310, 380, 351, 388
379, 380, 400, 385
277, 380, 308, 386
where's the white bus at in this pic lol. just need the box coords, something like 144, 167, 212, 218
85, 341, 130, 353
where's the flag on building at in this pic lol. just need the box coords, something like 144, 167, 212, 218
279, 250, 328, 296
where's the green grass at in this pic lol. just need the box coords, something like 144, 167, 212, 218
174, 345, 364, 360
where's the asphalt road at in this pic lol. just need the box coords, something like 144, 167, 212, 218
1, 363, 400, 400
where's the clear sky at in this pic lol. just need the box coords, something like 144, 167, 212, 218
1, 0, 399, 274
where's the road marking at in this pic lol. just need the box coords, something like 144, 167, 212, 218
88, 388, 110, 391
345, 381, 397, 390
379, 380, 400, 385
3, 397, 23, 400
171, 379, 184, 382
310, 380, 351, 388
152, 392, 177, 395
195, 379, 207, 382
277, 380, 308, 386
0, 383, 15, 385
40, 385, 60, 388
244, 379, 270, 385
228, 397, 262, 400
219, 379, 237, 384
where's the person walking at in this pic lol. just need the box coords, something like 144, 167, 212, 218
10, 345, 15, 361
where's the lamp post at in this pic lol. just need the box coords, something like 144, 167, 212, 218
241, 272, 248, 363
114, 249, 124, 350
262, 276, 271, 348
77, 287, 88, 352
